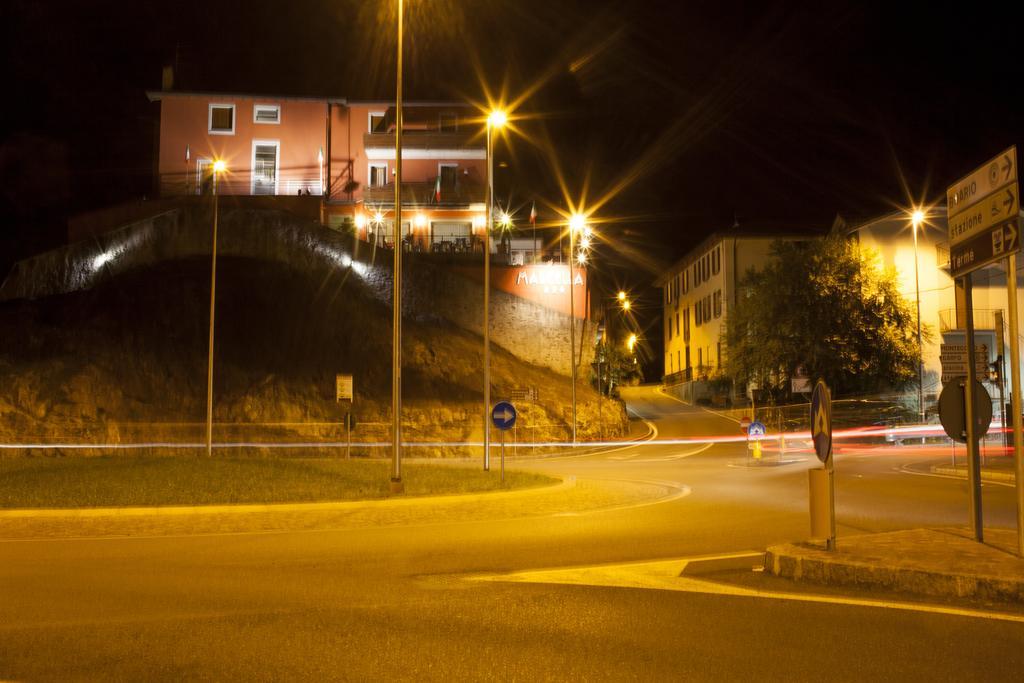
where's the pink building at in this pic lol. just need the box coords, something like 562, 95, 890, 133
147, 90, 487, 249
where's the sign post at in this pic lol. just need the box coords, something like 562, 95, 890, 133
947, 146, 1019, 543
491, 401, 517, 484
747, 421, 766, 461
810, 379, 836, 550
336, 374, 354, 459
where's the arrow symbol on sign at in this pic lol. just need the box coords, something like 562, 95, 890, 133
1005, 188, 1015, 212
1003, 154, 1013, 181
497, 409, 514, 422
1005, 221, 1018, 250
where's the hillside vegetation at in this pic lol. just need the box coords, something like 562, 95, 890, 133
0, 254, 624, 452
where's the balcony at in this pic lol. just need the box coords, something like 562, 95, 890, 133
362, 179, 484, 206
363, 130, 482, 154
938, 308, 1002, 333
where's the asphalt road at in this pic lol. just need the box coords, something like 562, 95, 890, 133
2, 385, 1022, 681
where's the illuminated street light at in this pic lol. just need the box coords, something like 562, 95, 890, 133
627, 333, 638, 353
911, 208, 925, 430
206, 160, 227, 457
483, 109, 508, 470
622, 299, 631, 312
617, 290, 627, 302
566, 212, 589, 443
391, 0, 405, 492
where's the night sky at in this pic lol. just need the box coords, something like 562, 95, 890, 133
3, 0, 1023, 284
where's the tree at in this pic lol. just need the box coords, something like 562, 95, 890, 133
724, 235, 925, 400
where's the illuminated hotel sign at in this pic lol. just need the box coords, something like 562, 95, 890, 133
514, 265, 585, 293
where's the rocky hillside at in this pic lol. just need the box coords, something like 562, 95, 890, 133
0, 254, 625, 452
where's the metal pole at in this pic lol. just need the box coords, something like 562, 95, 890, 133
390, 0, 404, 491
205, 171, 219, 457
1006, 251, 1024, 555
346, 412, 351, 460
483, 124, 492, 470
913, 221, 925, 429
569, 227, 577, 443
500, 429, 505, 484
962, 274, 983, 541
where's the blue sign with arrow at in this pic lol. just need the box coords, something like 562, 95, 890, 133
491, 401, 517, 431
747, 421, 767, 438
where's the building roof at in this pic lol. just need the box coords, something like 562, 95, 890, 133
146, 90, 468, 108
653, 229, 820, 286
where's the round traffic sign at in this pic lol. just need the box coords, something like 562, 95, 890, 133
810, 380, 832, 465
747, 421, 767, 438
938, 378, 992, 443
491, 401, 517, 431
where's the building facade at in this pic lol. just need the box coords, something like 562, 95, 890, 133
148, 90, 488, 251
656, 233, 794, 399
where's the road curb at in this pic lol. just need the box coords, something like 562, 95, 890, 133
0, 476, 576, 519
765, 530, 1024, 603
930, 465, 1016, 484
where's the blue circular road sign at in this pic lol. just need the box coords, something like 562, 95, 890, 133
491, 401, 517, 431
747, 421, 767, 438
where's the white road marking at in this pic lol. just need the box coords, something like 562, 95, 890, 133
472, 556, 1024, 624
899, 463, 1015, 488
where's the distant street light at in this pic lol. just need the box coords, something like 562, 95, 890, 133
206, 159, 227, 457
617, 290, 627, 302
911, 209, 925, 428
391, 0, 405, 492
627, 333, 637, 353
483, 108, 507, 470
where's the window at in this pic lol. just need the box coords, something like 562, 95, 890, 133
668, 353, 673, 373
713, 290, 722, 318
369, 163, 388, 188
683, 307, 690, 341
439, 112, 457, 132
208, 104, 235, 134
369, 112, 387, 133
717, 341, 722, 368
704, 295, 711, 322
667, 313, 672, 341
682, 271, 688, 294
712, 246, 720, 275
698, 348, 703, 368
676, 313, 680, 337
695, 302, 703, 326
254, 104, 280, 124
439, 163, 458, 186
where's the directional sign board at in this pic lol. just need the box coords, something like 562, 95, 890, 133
948, 146, 1020, 277
491, 401, 517, 431
810, 380, 832, 465
747, 421, 766, 439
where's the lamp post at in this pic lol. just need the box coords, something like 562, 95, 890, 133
391, 0, 404, 492
912, 209, 925, 428
483, 109, 506, 470
206, 159, 226, 457
568, 213, 586, 442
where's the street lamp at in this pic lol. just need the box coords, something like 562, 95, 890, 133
206, 159, 226, 457
912, 209, 925, 428
568, 212, 587, 443
627, 333, 637, 353
391, 0, 405, 492
483, 108, 507, 470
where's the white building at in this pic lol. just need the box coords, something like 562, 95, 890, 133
655, 231, 809, 402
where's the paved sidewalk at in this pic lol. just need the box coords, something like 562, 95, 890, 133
766, 527, 1024, 603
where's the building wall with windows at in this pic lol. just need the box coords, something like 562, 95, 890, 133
152, 93, 328, 198
656, 233, 796, 391
149, 91, 488, 250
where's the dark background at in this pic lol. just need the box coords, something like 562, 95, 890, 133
3, 0, 1022, 365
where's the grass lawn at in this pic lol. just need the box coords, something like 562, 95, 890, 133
0, 457, 557, 509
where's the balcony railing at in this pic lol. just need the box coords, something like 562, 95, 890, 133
938, 308, 1002, 332
363, 130, 481, 152
362, 180, 483, 206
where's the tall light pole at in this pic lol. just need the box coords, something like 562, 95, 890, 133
483, 109, 507, 470
206, 159, 226, 457
912, 209, 925, 427
391, 0, 404, 492
568, 213, 586, 442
